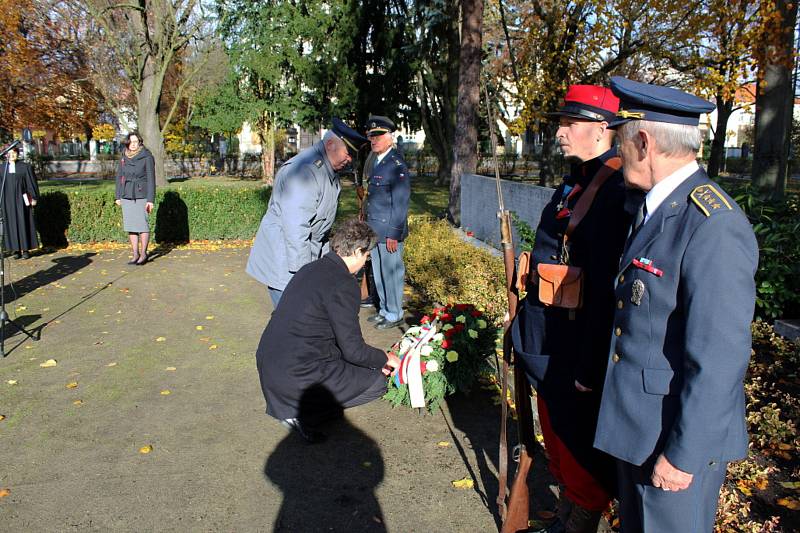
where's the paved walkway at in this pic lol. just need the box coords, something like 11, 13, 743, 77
0, 246, 557, 532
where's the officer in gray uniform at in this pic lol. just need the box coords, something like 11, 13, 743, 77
246, 118, 367, 307
364, 115, 411, 330
593, 77, 759, 532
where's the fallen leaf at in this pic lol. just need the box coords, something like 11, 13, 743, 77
209, 344, 218, 350
66, 382, 78, 389
0, 415, 5, 421
777, 497, 800, 510
7, 380, 17, 385
0, 488, 9, 499
437, 441, 451, 448
195, 325, 204, 331
155, 337, 166, 342
778, 443, 792, 450
165, 367, 177, 371
537, 510, 556, 520
39, 359, 58, 368
73, 400, 83, 406
775, 450, 792, 460
780, 481, 800, 490
451, 476, 474, 489
160, 390, 171, 395
87, 309, 95, 314
362, 461, 372, 468
107, 362, 117, 367
737, 480, 752, 496
205, 315, 215, 320
139, 445, 153, 454
16, 305, 26, 311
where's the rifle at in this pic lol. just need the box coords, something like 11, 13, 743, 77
357, 151, 376, 301
482, 81, 536, 533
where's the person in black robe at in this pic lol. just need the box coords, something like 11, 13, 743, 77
1, 147, 39, 259
256, 218, 401, 443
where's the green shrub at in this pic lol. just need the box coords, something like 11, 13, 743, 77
731, 186, 800, 319
35, 183, 269, 245
404, 218, 507, 324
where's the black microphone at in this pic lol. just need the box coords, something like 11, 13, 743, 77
0, 140, 21, 159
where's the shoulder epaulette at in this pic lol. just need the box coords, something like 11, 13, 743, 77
689, 184, 733, 216
313, 159, 323, 168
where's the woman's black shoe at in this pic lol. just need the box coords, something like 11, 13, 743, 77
127, 258, 139, 265
12, 251, 21, 259
135, 254, 148, 265
21, 251, 30, 259
280, 418, 326, 444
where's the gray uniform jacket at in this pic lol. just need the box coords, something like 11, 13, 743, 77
593, 169, 758, 475
246, 141, 341, 291
366, 148, 410, 241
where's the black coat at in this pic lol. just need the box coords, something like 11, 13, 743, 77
511, 147, 637, 493
1, 161, 39, 252
256, 252, 387, 420
115, 148, 155, 202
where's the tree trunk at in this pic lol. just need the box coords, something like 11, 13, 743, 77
538, 121, 557, 187
258, 115, 275, 185
136, 56, 167, 188
448, 0, 484, 226
752, 0, 797, 199
707, 98, 733, 178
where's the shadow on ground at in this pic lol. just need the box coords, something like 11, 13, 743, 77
447, 388, 557, 530
264, 386, 386, 532
3, 252, 96, 305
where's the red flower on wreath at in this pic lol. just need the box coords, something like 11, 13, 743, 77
471, 310, 482, 318
441, 339, 450, 349
440, 313, 452, 322
420, 316, 430, 324
452, 323, 465, 333
444, 329, 455, 339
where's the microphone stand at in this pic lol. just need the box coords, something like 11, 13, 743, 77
1, 154, 39, 357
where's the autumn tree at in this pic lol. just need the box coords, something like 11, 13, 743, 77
82, 0, 217, 186
448, 0, 484, 225
751, 0, 798, 199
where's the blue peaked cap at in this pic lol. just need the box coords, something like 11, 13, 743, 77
331, 117, 368, 156
608, 76, 715, 128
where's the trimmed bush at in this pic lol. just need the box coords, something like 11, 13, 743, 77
35, 183, 269, 245
404, 218, 507, 324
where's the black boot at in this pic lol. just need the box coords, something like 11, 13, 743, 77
280, 418, 326, 444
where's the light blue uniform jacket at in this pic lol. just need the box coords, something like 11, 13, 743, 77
593, 169, 759, 475
246, 142, 341, 291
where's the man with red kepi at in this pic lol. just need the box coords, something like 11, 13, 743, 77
511, 85, 639, 532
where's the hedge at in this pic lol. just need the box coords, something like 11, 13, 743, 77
35, 183, 269, 246
404, 217, 507, 324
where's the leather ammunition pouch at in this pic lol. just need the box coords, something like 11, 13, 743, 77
536, 263, 584, 309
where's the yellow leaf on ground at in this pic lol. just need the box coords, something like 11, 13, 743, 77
779, 481, 800, 490
165, 367, 177, 371
66, 382, 78, 389
73, 400, 83, 406
195, 325, 204, 331
437, 441, 451, 448
209, 344, 218, 350
777, 497, 800, 510
155, 337, 166, 342
39, 359, 58, 368
0, 488, 9, 499
139, 445, 153, 454
160, 390, 171, 395
107, 362, 117, 367
451, 476, 474, 489
778, 443, 792, 450
0, 415, 5, 421
205, 315, 215, 320
737, 480, 752, 496
7, 380, 17, 385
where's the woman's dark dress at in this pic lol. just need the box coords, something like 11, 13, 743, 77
256, 252, 387, 420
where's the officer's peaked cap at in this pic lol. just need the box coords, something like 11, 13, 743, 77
331, 117, 368, 156
608, 76, 715, 128
366, 115, 396, 137
547, 85, 620, 122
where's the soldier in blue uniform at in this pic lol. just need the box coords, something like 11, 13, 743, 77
246, 118, 367, 307
511, 85, 634, 533
593, 77, 759, 532
364, 115, 411, 330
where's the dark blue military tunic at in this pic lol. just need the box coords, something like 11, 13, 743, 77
365, 148, 410, 241
511, 147, 637, 493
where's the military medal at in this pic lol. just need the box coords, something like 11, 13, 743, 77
632, 257, 663, 277
555, 183, 582, 217
631, 279, 645, 305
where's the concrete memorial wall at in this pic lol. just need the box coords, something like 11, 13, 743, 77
460, 173, 554, 254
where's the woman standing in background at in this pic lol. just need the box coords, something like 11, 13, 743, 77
1, 147, 39, 259
115, 132, 155, 265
